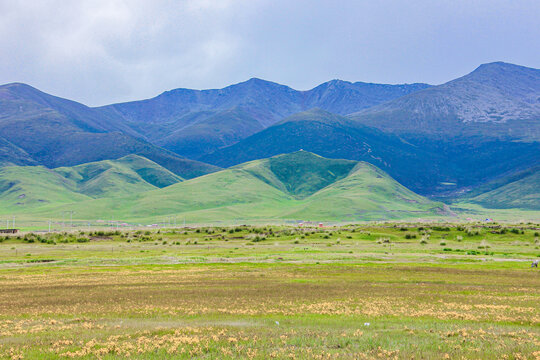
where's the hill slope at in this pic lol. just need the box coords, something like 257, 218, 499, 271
17, 152, 446, 222
286, 162, 444, 221
54, 155, 183, 198
0, 155, 183, 211
0, 166, 90, 209
0, 83, 220, 179
463, 166, 540, 210
0, 137, 37, 166
234, 151, 358, 199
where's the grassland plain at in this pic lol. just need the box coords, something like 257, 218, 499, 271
0, 223, 538, 359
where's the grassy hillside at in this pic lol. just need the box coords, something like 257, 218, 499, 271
235, 151, 358, 198
0, 166, 90, 209
287, 162, 445, 221
54, 155, 183, 198
0, 155, 184, 212
466, 167, 540, 210
19, 166, 295, 223
6, 152, 446, 223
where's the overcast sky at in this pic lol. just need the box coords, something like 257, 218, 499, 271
1, 0, 539, 106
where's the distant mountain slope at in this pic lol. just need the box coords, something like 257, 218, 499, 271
344, 62, 540, 195
0, 83, 220, 179
350, 62, 540, 140
0, 83, 134, 135
99, 78, 303, 128
98, 79, 430, 158
202, 106, 540, 195
158, 108, 265, 159
18, 152, 446, 222
0, 137, 37, 166
101, 78, 430, 126
462, 166, 540, 210
304, 80, 430, 115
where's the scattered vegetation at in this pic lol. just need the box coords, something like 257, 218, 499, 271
0, 222, 538, 359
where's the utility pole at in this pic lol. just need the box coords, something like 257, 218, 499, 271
48, 220, 51, 233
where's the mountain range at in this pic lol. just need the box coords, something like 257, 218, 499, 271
0, 83, 219, 178
0, 61, 538, 221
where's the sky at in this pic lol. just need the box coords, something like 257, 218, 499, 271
1, 0, 539, 106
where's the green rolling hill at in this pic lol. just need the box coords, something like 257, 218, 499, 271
0, 166, 91, 209
4, 151, 447, 223
284, 161, 444, 221
235, 151, 358, 199
0, 155, 183, 211
54, 155, 183, 198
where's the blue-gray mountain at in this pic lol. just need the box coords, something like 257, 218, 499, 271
0, 61, 538, 201
0, 83, 220, 179
203, 62, 540, 195
99, 78, 430, 158
0, 77, 431, 173
201, 108, 539, 195
350, 62, 540, 140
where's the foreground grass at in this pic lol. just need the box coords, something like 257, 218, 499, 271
0, 224, 538, 359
